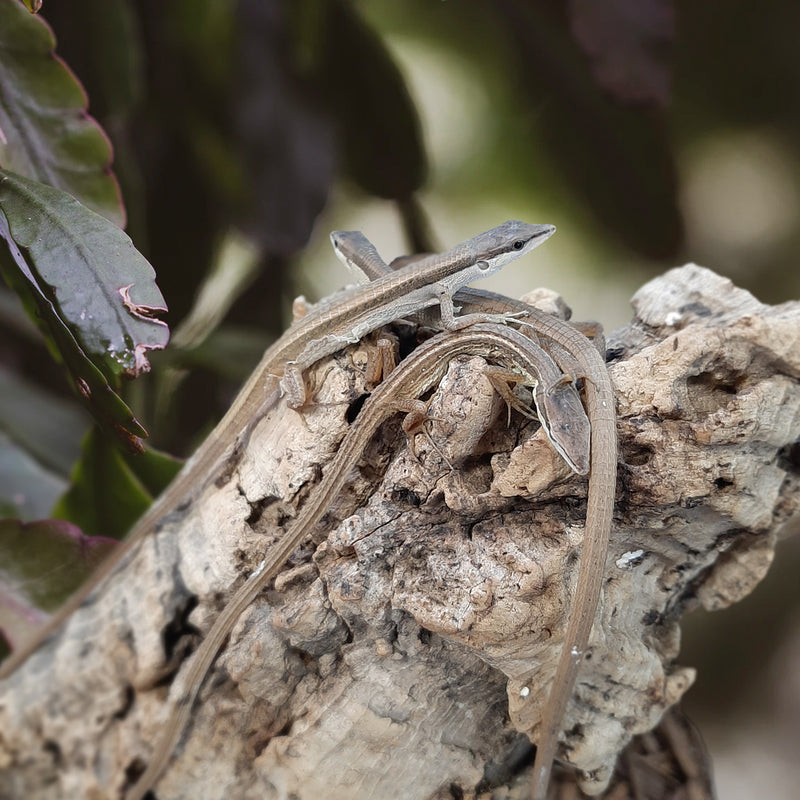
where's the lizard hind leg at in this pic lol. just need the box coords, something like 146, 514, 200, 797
280, 362, 309, 409
393, 398, 454, 470
482, 365, 539, 427
364, 333, 400, 389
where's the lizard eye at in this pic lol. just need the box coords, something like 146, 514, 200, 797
512, 239, 525, 251
476, 259, 490, 271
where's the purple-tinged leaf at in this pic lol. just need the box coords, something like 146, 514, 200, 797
0, 517, 117, 618
0, 0, 125, 226
0, 169, 168, 378
0, 170, 168, 444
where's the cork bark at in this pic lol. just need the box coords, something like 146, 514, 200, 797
0, 265, 798, 799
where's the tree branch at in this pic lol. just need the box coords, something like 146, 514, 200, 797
1, 265, 798, 799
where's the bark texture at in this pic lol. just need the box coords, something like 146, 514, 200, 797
0, 265, 798, 799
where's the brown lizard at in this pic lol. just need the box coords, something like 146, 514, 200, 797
0, 221, 555, 681
125, 322, 591, 799
333, 230, 618, 799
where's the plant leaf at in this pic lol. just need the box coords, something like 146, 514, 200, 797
0, 170, 168, 377
0, 364, 86, 476
0, 230, 149, 446
0, 517, 117, 620
52, 427, 181, 539
119, 443, 182, 502
0, 170, 168, 444
0, 0, 125, 226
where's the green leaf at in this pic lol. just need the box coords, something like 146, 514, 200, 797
0, 169, 169, 445
0, 169, 168, 376
0, 229, 149, 446
53, 430, 152, 539
51, 427, 172, 539
0, 517, 117, 618
0, 0, 125, 226
119, 444, 182, 502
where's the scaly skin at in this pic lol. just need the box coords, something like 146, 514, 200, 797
0, 221, 554, 681
126, 322, 590, 800
334, 232, 618, 800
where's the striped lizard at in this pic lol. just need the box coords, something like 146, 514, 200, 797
125, 322, 591, 799
332, 230, 617, 800
0, 221, 555, 681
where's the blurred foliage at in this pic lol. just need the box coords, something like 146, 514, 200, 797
52, 427, 182, 540
1, 0, 799, 720
0, 516, 117, 650
0, 0, 162, 453
2, 0, 792, 460
0, 170, 168, 447
0, 0, 124, 225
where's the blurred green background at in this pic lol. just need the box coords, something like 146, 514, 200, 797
1, 1, 799, 795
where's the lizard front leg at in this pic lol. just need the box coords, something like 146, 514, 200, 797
436, 285, 528, 330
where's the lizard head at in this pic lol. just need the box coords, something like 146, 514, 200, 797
472, 221, 556, 275
330, 230, 374, 273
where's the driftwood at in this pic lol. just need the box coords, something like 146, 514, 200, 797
0, 265, 798, 799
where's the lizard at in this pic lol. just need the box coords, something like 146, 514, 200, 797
331, 230, 607, 364
125, 321, 592, 799
330, 230, 618, 800
0, 220, 555, 681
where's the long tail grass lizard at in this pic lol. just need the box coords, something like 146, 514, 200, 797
332, 230, 618, 800
125, 321, 591, 799
0, 221, 555, 681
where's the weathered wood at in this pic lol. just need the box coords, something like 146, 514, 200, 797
0, 265, 797, 799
